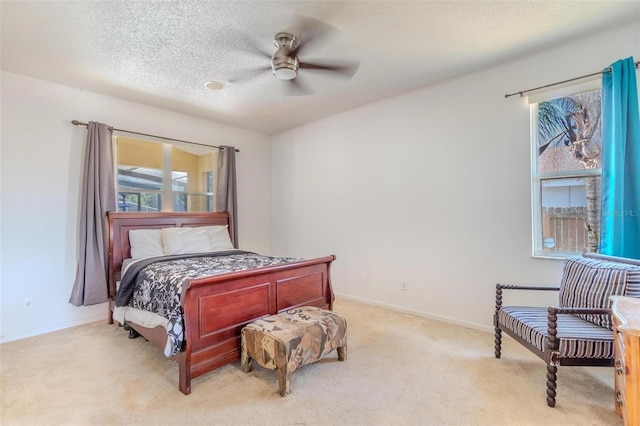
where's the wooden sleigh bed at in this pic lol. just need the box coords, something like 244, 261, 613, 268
107, 211, 336, 395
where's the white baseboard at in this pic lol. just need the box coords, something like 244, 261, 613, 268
2, 295, 494, 344
0, 314, 107, 344
335, 292, 494, 335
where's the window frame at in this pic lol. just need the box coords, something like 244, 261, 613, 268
529, 80, 603, 259
114, 135, 217, 213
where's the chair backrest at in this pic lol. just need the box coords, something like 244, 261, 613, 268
559, 254, 640, 330
582, 252, 640, 297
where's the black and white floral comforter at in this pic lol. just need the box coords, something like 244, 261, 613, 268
114, 250, 301, 357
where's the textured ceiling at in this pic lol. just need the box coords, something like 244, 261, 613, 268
2, 1, 639, 134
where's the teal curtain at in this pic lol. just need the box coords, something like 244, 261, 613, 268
600, 57, 640, 259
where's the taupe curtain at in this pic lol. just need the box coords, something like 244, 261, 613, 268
216, 146, 238, 248
69, 122, 116, 306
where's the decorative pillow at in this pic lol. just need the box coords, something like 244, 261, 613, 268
128, 229, 164, 259
161, 227, 212, 255
559, 256, 634, 329
208, 225, 234, 251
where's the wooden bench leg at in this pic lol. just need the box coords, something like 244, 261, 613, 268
241, 349, 253, 373
276, 343, 291, 396
337, 343, 347, 361
494, 326, 502, 359
277, 366, 291, 397
240, 331, 253, 373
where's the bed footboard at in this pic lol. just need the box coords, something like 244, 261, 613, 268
179, 255, 335, 394
121, 256, 335, 394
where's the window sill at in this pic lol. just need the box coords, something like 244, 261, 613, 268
532, 251, 580, 260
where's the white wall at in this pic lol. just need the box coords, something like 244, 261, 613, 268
271, 21, 640, 332
0, 72, 272, 342
2, 20, 638, 343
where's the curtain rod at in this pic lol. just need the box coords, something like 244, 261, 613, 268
504, 61, 640, 98
70, 120, 240, 152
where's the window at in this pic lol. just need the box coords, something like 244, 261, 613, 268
116, 136, 217, 212
531, 84, 602, 258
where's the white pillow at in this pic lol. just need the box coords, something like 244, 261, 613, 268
161, 227, 212, 255
208, 225, 234, 251
129, 229, 164, 259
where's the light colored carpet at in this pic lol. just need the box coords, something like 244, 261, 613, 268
1, 298, 621, 425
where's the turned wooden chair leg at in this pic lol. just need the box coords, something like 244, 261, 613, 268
546, 365, 557, 407
546, 308, 559, 407
494, 284, 503, 359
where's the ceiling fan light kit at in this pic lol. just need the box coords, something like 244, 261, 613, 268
271, 32, 299, 80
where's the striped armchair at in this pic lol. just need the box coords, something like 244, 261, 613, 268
494, 253, 640, 407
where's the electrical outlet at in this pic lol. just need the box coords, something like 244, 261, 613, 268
23, 298, 33, 310
360, 273, 368, 284
401, 281, 409, 291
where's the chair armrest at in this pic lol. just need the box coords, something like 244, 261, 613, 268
546, 307, 612, 364
494, 284, 559, 316
548, 306, 611, 316
497, 283, 560, 291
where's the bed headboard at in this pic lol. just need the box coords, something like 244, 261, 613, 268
107, 211, 232, 298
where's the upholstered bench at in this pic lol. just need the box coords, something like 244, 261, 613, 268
494, 252, 640, 407
240, 306, 347, 396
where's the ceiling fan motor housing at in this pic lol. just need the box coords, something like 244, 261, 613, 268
272, 32, 299, 80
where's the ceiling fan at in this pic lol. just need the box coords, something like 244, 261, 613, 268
227, 17, 360, 95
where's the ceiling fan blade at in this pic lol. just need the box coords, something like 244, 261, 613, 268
289, 15, 337, 57
299, 60, 360, 79
226, 29, 272, 61
285, 78, 311, 96
244, 46, 272, 61
227, 66, 272, 83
